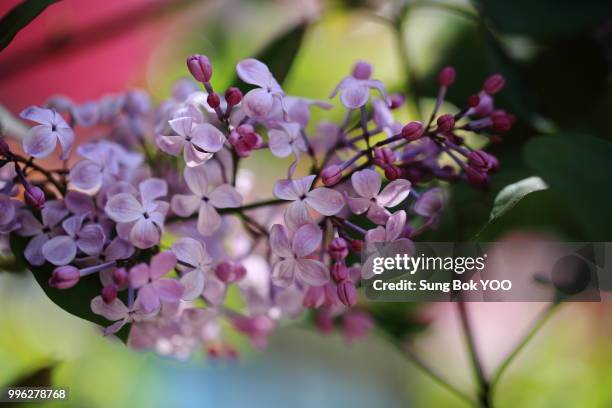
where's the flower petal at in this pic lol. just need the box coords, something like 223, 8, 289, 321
296, 259, 329, 286
152, 278, 183, 302
377, 179, 411, 208
209, 184, 242, 208
23, 125, 56, 158
104, 237, 134, 261
196, 201, 221, 235
56, 127, 75, 160
293, 175, 316, 197
236, 58, 274, 88
305, 187, 344, 216
42, 235, 77, 265
351, 169, 381, 199
242, 88, 274, 118
129, 218, 160, 249
340, 84, 370, 109
203, 275, 225, 305
137, 284, 161, 314
191, 123, 225, 153
139, 178, 167, 207
172, 237, 210, 268
156, 135, 185, 156
150, 251, 177, 278
268, 129, 292, 158
105, 193, 143, 223
129, 263, 150, 288
284, 201, 313, 232
168, 116, 192, 137
183, 165, 208, 196
42, 200, 69, 227
25, 234, 49, 266
269, 224, 293, 258
271, 259, 296, 287
91, 296, 128, 321
292, 223, 322, 257
273, 179, 300, 201
20, 106, 54, 124
62, 214, 84, 237
385, 210, 407, 242
346, 196, 371, 215
76, 223, 106, 255
64, 191, 96, 215
183, 143, 212, 167
179, 269, 205, 300
170, 194, 200, 217
70, 160, 102, 191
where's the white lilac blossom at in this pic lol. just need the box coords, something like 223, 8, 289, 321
1, 54, 511, 357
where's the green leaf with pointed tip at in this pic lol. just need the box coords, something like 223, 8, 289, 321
0, 0, 60, 52
488, 176, 547, 222
9, 233, 130, 343
230, 21, 309, 90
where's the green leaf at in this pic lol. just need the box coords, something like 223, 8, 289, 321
471, 0, 612, 40
488, 176, 547, 222
0, 0, 60, 52
230, 21, 309, 90
9, 233, 130, 343
524, 133, 612, 241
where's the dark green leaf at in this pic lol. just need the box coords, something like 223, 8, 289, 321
488, 176, 547, 222
0, 0, 60, 52
9, 233, 130, 343
230, 21, 309, 90
524, 133, 612, 241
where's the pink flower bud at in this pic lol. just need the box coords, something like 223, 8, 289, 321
324, 283, 339, 306
465, 166, 489, 189
303, 285, 326, 308
225, 87, 243, 106
483, 74, 505, 95
389, 93, 405, 109
401, 121, 424, 141
215, 261, 246, 283
373, 147, 395, 167
467, 150, 490, 171
350, 239, 363, 253
436, 114, 455, 132
328, 237, 349, 260
315, 309, 334, 333
186, 54, 213, 83
342, 311, 374, 342
101, 284, 118, 304
0, 138, 11, 156
207, 93, 220, 109
331, 262, 349, 284
467, 94, 480, 108
337, 280, 357, 307
112, 267, 129, 286
352, 60, 372, 80
24, 185, 45, 210
491, 111, 513, 132
384, 165, 402, 181
49, 266, 80, 289
438, 66, 456, 87
321, 165, 342, 186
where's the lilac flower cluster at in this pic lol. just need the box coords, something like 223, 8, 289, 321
0, 54, 511, 358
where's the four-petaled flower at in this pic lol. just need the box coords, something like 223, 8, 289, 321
129, 251, 183, 314
268, 122, 307, 159
172, 237, 214, 300
42, 214, 106, 266
236, 58, 284, 118
171, 166, 242, 236
105, 179, 169, 249
270, 223, 329, 287
18, 201, 69, 266
20, 106, 75, 159
330, 61, 389, 109
157, 116, 225, 167
347, 169, 411, 224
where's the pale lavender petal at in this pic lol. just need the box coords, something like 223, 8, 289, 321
103, 320, 127, 336
91, 296, 128, 321
196, 201, 221, 235
180, 269, 205, 300
168, 116, 192, 137
105, 193, 143, 223
64, 191, 95, 214
137, 284, 161, 314
269, 224, 292, 258
284, 201, 313, 232
129, 218, 161, 249
150, 251, 177, 278
292, 223, 322, 257
305, 187, 344, 216
129, 263, 150, 288
236, 58, 274, 88
139, 178, 167, 207
116, 221, 134, 241
293, 175, 316, 197
25, 234, 49, 265
23, 125, 56, 158
17, 211, 43, 236
341, 85, 370, 109
20, 106, 54, 124
351, 169, 381, 199
329, 77, 354, 98
203, 275, 225, 305
62, 214, 85, 237
172, 237, 209, 268
268, 129, 292, 158
271, 259, 296, 287
191, 123, 225, 153
42, 200, 69, 228
183, 143, 212, 167
42, 235, 77, 265
156, 135, 185, 156
56, 127, 75, 160
365, 226, 386, 243
76, 223, 106, 255
273, 179, 300, 201
346, 196, 371, 215
183, 165, 208, 196
385, 210, 407, 242
152, 278, 183, 302
296, 259, 329, 286
364, 79, 389, 104
377, 179, 411, 207
70, 160, 102, 191
209, 184, 242, 208
104, 237, 134, 261
366, 204, 390, 225
170, 194, 200, 217
242, 88, 274, 118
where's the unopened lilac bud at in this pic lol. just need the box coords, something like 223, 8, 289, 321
465, 166, 489, 189
215, 261, 246, 283
374, 147, 395, 167
352, 60, 372, 80
321, 165, 342, 186
337, 280, 357, 307
438, 66, 456, 87
483, 74, 505, 95
225, 87, 243, 106
389, 93, 405, 109
303, 285, 326, 308
101, 284, 118, 304
186, 54, 213, 83
331, 262, 349, 284
350, 239, 364, 253
328, 237, 349, 260
436, 114, 455, 132
491, 111, 513, 132
401, 121, 424, 141
467, 94, 480, 108
113, 267, 129, 286
467, 151, 491, 172
207, 93, 220, 109
0, 138, 11, 156
24, 185, 45, 210
384, 165, 402, 181
49, 266, 80, 289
